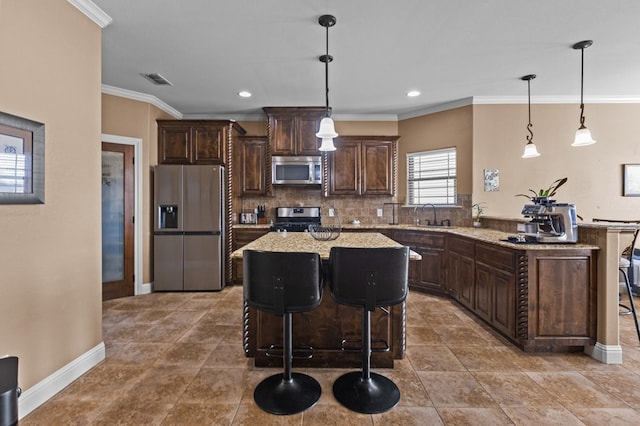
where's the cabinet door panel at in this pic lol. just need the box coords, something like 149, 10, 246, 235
192, 126, 223, 164
269, 114, 296, 155
418, 246, 445, 292
297, 115, 322, 155
159, 126, 191, 164
329, 141, 360, 195
493, 268, 516, 338
457, 255, 475, 309
238, 138, 267, 195
361, 141, 393, 195
475, 263, 492, 322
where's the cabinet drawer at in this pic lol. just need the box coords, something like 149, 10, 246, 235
448, 236, 475, 257
476, 243, 516, 271
393, 231, 445, 248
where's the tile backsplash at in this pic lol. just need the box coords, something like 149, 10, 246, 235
235, 187, 474, 227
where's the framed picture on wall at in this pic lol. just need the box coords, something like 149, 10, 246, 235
0, 111, 45, 204
484, 168, 499, 192
623, 164, 640, 197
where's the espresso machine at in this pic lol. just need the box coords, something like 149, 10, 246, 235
520, 201, 578, 243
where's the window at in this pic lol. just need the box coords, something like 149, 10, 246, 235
407, 147, 456, 205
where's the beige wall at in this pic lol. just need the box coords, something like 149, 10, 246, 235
0, 0, 102, 389
101, 94, 173, 283
472, 103, 640, 222
398, 106, 474, 204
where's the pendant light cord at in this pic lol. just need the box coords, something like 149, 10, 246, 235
325, 23, 330, 115
526, 78, 533, 142
579, 46, 585, 126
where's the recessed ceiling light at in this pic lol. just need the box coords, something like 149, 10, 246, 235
238, 91, 252, 98
406, 90, 421, 97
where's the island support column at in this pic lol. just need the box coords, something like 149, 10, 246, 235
589, 227, 623, 363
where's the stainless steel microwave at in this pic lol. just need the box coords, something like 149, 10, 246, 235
271, 156, 322, 185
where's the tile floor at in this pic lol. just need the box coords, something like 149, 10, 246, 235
21, 287, 640, 425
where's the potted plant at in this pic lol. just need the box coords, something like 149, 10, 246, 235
472, 202, 486, 228
516, 177, 568, 205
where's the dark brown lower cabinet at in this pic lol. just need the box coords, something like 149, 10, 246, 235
231, 228, 269, 285
392, 230, 446, 296
396, 231, 596, 352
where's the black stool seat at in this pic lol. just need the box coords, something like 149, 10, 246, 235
243, 250, 323, 415
328, 246, 409, 414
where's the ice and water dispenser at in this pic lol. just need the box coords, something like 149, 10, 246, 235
158, 205, 179, 229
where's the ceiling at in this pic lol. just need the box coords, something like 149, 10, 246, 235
92, 0, 640, 120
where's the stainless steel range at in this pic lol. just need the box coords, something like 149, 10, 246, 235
271, 207, 321, 232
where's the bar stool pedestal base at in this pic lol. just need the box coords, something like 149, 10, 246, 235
332, 371, 400, 414
254, 372, 321, 415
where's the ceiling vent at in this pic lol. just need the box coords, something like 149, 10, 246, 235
140, 73, 173, 86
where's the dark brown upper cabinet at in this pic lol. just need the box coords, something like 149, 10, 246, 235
234, 136, 268, 196
263, 107, 326, 156
157, 120, 246, 165
326, 135, 399, 196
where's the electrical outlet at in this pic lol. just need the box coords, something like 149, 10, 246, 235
377, 208, 383, 217
328, 208, 335, 217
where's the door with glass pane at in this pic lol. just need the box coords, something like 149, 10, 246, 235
102, 142, 134, 300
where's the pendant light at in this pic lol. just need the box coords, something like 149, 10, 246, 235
521, 74, 540, 158
571, 40, 596, 147
316, 14, 338, 151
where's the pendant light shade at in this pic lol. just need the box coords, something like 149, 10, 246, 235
318, 137, 337, 151
521, 74, 540, 158
571, 40, 596, 147
316, 117, 338, 139
317, 14, 338, 151
573, 126, 596, 146
522, 142, 540, 158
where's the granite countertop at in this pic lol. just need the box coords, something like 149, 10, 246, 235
231, 231, 422, 260
232, 223, 599, 250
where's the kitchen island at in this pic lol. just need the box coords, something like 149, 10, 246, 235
231, 232, 420, 368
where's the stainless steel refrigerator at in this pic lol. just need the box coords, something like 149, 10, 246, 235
153, 165, 225, 291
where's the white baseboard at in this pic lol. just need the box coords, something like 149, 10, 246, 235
18, 342, 106, 419
138, 281, 152, 295
587, 342, 623, 364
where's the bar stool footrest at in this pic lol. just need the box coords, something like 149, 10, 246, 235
340, 338, 390, 353
265, 344, 315, 360
332, 371, 400, 414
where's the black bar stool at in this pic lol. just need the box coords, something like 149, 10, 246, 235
243, 250, 323, 415
0, 356, 20, 426
328, 246, 409, 414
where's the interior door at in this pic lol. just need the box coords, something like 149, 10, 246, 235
101, 142, 135, 300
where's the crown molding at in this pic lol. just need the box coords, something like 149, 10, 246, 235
473, 95, 640, 105
332, 114, 398, 121
101, 85, 182, 118
67, 0, 112, 28
398, 97, 473, 120
183, 113, 265, 121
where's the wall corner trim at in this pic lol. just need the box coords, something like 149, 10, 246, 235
18, 342, 106, 420
67, 0, 112, 28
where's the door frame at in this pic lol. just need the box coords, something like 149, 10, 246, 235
101, 133, 147, 295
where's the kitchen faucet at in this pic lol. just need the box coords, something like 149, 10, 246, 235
421, 203, 437, 226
